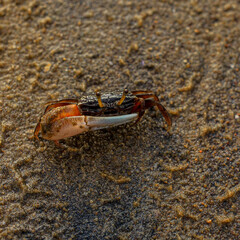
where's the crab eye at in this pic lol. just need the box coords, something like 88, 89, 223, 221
124, 88, 128, 94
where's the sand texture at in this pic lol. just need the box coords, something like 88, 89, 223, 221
1, 0, 239, 239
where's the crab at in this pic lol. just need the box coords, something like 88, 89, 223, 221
34, 89, 172, 145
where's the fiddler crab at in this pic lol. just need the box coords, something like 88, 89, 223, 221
34, 89, 172, 146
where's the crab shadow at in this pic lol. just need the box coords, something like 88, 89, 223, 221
34, 117, 189, 239
40, 123, 143, 165
38, 115, 185, 175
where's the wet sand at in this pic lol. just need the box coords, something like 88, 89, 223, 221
1, 0, 239, 239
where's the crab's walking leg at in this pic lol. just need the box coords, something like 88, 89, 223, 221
131, 90, 155, 95
44, 99, 79, 114
34, 121, 41, 140
131, 90, 159, 101
131, 98, 146, 124
95, 92, 104, 108
117, 88, 128, 105
54, 140, 62, 147
156, 102, 172, 130
144, 98, 172, 130
132, 91, 172, 130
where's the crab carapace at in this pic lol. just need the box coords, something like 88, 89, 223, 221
34, 89, 172, 145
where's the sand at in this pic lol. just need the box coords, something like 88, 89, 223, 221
1, 0, 239, 239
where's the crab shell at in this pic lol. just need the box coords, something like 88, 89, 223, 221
35, 90, 172, 142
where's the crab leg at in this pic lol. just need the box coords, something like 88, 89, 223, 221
131, 92, 172, 130
144, 98, 172, 130
44, 99, 79, 113
155, 102, 172, 130
131, 90, 159, 101
34, 121, 41, 140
